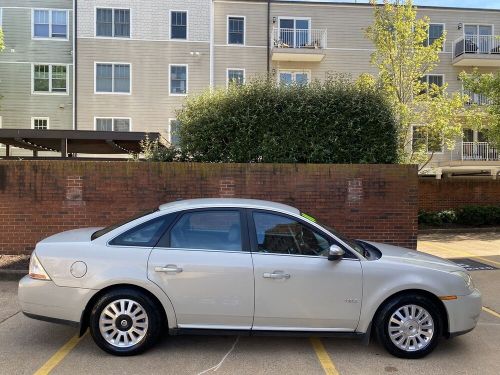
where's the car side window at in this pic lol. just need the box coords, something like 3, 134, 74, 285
253, 212, 331, 257
109, 214, 176, 247
169, 210, 243, 251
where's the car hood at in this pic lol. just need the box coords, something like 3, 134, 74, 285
39, 227, 104, 244
364, 241, 463, 272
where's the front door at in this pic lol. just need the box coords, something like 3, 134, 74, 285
249, 210, 362, 331
148, 209, 254, 329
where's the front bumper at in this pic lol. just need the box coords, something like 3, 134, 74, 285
443, 288, 482, 336
18, 275, 96, 325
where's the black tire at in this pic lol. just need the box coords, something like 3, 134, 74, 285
89, 288, 163, 356
374, 294, 442, 359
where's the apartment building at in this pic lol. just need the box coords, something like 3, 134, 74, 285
75, 0, 211, 143
212, 0, 500, 177
1, 1, 499, 175
0, 0, 73, 155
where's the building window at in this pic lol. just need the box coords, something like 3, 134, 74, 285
96, 8, 130, 38
168, 119, 181, 146
95, 118, 131, 131
171, 11, 187, 40
279, 71, 309, 86
33, 65, 67, 93
33, 9, 68, 39
95, 63, 131, 93
420, 74, 444, 95
170, 65, 187, 95
424, 75, 444, 87
228, 16, 245, 45
426, 24, 444, 49
227, 69, 245, 86
412, 126, 443, 153
32, 117, 49, 130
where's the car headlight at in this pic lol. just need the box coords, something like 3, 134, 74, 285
451, 270, 474, 291
29, 253, 51, 281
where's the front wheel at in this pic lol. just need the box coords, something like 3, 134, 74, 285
375, 294, 442, 359
89, 289, 163, 356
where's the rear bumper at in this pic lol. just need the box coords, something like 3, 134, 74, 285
443, 288, 482, 335
18, 275, 96, 325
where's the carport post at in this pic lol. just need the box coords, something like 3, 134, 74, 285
61, 138, 67, 158
33, 150, 38, 157
5, 144, 10, 157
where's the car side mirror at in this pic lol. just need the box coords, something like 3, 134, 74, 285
328, 245, 345, 261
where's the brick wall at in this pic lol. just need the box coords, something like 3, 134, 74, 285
419, 178, 500, 212
0, 161, 418, 255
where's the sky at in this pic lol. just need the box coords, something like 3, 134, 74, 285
297, 0, 500, 9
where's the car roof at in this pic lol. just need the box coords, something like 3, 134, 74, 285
158, 198, 300, 215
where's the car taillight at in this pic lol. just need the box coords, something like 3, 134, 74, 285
29, 253, 51, 280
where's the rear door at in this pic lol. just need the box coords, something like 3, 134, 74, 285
148, 208, 255, 329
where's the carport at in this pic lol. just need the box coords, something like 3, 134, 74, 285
0, 129, 160, 158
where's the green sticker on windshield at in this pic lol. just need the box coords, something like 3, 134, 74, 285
301, 213, 317, 223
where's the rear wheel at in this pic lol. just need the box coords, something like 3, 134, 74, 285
375, 294, 442, 359
89, 289, 162, 356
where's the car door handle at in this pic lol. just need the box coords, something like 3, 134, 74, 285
155, 265, 183, 274
263, 271, 291, 280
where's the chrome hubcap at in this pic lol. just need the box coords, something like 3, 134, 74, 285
99, 299, 149, 348
388, 304, 434, 352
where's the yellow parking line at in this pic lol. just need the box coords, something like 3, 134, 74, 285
33, 332, 87, 375
420, 242, 500, 267
310, 337, 339, 375
482, 306, 500, 319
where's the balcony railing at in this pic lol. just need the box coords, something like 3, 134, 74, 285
454, 35, 500, 58
271, 28, 327, 49
462, 142, 499, 161
464, 90, 492, 106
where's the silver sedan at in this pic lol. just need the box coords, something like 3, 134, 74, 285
18, 198, 481, 358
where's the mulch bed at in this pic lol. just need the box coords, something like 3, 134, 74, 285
0, 255, 30, 271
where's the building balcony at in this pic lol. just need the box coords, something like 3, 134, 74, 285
271, 28, 327, 62
464, 90, 492, 106
462, 142, 499, 161
452, 35, 500, 66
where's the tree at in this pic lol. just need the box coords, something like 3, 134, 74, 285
0, 26, 4, 52
166, 76, 398, 164
460, 69, 500, 149
362, 0, 469, 169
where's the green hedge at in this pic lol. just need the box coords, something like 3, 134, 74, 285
419, 206, 500, 227
174, 76, 398, 163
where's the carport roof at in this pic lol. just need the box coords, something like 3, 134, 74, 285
0, 129, 160, 156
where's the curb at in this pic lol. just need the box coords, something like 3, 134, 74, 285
0, 270, 27, 281
419, 227, 500, 235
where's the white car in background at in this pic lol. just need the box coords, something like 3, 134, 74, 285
19, 198, 481, 358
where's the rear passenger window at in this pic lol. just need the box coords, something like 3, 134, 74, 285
109, 214, 176, 247
170, 210, 242, 251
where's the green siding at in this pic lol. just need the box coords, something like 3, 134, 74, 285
0, 2, 73, 132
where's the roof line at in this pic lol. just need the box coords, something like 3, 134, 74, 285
218, 0, 500, 13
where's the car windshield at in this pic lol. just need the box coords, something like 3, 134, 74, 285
91, 209, 159, 240
300, 212, 365, 257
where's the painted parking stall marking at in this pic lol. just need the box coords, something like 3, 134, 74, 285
33, 332, 87, 375
310, 338, 339, 375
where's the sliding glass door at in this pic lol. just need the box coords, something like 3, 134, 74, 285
279, 18, 310, 48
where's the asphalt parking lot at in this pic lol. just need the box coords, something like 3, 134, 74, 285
0, 232, 499, 375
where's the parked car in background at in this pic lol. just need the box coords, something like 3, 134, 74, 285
19, 199, 481, 358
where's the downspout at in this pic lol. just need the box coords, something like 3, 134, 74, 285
209, 0, 214, 90
73, 0, 77, 130
267, 0, 270, 77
